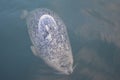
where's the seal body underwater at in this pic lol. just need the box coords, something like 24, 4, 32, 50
23, 8, 73, 75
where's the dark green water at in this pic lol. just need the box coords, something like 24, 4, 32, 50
0, 0, 120, 80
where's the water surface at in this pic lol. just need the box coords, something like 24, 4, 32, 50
0, 0, 120, 80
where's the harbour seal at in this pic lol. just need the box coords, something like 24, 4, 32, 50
23, 8, 74, 75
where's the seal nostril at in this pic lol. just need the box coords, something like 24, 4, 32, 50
67, 70, 72, 74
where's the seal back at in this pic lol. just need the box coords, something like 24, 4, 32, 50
26, 8, 73, 75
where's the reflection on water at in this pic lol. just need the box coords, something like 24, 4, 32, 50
75, 1, 120, 48
0, 0, 120, 80
75, 47, 119, 80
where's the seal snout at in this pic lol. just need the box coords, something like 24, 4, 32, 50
67, 70, 72, 75
66, 68, 73, 75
